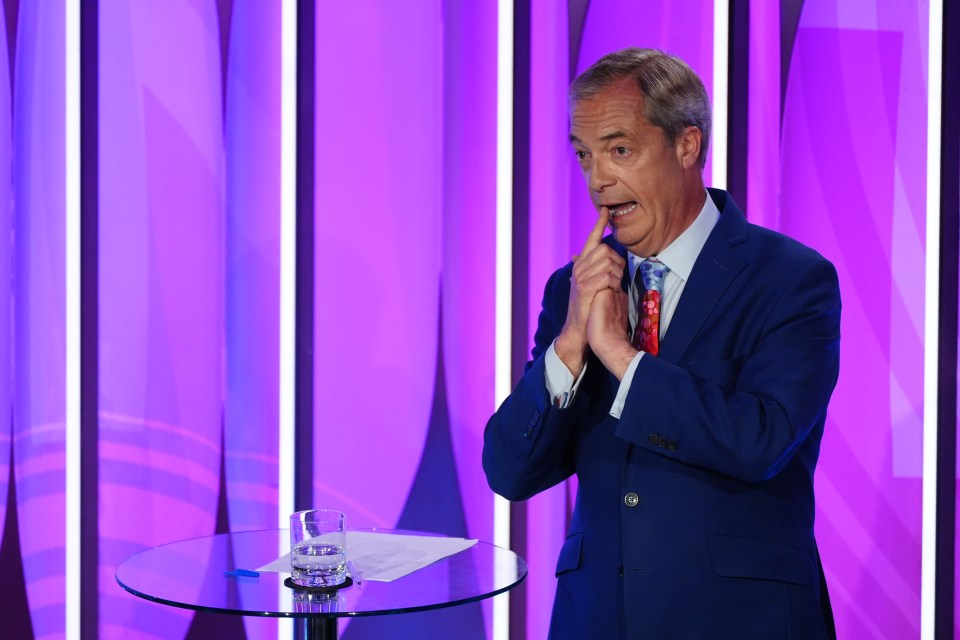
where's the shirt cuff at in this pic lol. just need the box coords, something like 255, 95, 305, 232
545, 341, 587, 408
609, 351, 645, 418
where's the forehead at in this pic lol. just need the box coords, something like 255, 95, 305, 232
570, 78, 651, 141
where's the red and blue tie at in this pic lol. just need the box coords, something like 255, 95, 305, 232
633, 259, 669, 355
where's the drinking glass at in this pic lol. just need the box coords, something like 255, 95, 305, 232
289, 509, 347, 588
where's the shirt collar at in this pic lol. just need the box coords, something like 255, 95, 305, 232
628, 191, 721, 284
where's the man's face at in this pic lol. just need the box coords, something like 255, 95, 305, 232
569, 78, 697, 257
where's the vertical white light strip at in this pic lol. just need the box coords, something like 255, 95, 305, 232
494, 1, 514, 639
711, 0, 728, 189
65, 0, 81, 638
279, 0, 297, 525
277, 3, 297, 636
921, 1, 943, 638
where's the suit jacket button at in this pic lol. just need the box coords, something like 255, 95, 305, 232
624, 492, 639, 507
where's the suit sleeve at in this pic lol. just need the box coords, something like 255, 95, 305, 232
482, 266, 588, 501
615, 256, 841, 484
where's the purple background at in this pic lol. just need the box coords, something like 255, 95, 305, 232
0, 1, 941, 639
776, 4, 928, 638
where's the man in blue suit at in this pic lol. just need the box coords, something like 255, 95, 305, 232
483, 48, 840, 639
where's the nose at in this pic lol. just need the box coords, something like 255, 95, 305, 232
587, 157, 615, 192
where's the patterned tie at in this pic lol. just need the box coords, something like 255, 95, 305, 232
633, 259, 669, 355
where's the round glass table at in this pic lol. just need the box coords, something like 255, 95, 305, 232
115, 529, 527, 640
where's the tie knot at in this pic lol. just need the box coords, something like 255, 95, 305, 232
639, 259, 669, 294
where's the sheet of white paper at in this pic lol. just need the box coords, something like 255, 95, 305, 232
256, 531, 478, 582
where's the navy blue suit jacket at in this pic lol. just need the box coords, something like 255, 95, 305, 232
483, 190, 841, 639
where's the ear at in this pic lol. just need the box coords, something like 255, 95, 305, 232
674, 126, 702, 170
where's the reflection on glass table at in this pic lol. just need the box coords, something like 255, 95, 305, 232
115, 529, 527, 640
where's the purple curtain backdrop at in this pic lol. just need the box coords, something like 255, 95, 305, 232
99, 1, 225, 637
224, 2, 281, 638
95, 2, 283, 637
224, 0, 281, 535
437, 1, 498, 633
13, 1, 66, 637
775, 2, 928, 638
746, 0, 780, 230
311, 1, 496, 638
956, 175, 960, 635
439, 0, 497, 592
311, 0, 442, 533
0, 0, 12, 577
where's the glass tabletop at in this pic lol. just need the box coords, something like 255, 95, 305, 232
115, 529, 527, 619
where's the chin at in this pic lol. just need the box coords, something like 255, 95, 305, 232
613, 223, 652, 253
612, 226, 637, 246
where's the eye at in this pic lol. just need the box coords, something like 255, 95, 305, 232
614, 146, 630, 156
574, 149, 589, 161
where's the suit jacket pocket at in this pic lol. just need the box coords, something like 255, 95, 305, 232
708, 534, 811, 586
555, 531, 583, 576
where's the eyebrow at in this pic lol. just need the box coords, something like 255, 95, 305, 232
569, 130, 629, 144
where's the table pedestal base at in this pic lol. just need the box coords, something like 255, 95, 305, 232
294, 616, 337, 640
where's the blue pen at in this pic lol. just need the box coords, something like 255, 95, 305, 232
223, 568, 260, 578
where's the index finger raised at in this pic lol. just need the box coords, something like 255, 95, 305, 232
580, 206, 610, 257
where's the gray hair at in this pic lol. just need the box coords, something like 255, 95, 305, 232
570, 48, 712, 169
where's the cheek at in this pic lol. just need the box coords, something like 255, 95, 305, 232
622, 159, 653, 186
624, 174, 653, 199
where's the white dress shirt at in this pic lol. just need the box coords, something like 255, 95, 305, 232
545, 192, 721, 417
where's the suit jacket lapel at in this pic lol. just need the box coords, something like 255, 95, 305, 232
658, 191, 749, 363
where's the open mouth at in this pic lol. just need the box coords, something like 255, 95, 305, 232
606, 201, 637, 218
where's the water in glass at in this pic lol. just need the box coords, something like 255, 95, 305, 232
291, 540, 347, 587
